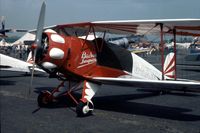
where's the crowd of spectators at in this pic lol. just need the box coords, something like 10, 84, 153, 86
0, 44, 29, 61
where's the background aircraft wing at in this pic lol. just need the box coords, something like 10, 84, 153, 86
0, 53, 44, 73
92, 77, 200, 92
0, 53, 31, 72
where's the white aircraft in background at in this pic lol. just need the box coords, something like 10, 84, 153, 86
0, 53, 44, 73
185, 37, 200, 61
165, 42, 191, 49
0, 16, 27, 38
165, 38, 200, 61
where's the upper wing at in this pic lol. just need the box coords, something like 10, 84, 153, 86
92, 19, 200, 36
26, 19, 200, 41
92, 77, 200, 92
54, 19, 200, 37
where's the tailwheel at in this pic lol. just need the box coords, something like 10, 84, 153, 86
76, 101, 94, 117
37, 91, 53, 107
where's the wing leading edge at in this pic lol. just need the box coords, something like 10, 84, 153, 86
92, 77, 200, 92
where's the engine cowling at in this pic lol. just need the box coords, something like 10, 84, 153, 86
36, 29, 68, 73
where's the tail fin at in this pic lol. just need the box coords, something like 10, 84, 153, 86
1, 16, 5, 36
26, 51, 34, 64
164, 52, 175, 79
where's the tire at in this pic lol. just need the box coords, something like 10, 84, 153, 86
76, 101, 93, 117
37, 91, 52, 107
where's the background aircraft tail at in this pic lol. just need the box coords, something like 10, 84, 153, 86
164, 52, 175, 79
0, 16, 28, 36
0, 16, 6, 36
26, 51, 34, 64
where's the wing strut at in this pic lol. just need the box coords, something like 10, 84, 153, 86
173, 28, 177, 80
160, 23, 165, 80
82, 25, 92, 50
91, 26, 99, 51
91, 26, 107, 52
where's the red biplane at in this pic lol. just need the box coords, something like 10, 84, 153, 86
15, 2, 200, 116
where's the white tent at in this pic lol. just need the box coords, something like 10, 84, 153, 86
0, 39, 11, 46
11, 32, 35, 46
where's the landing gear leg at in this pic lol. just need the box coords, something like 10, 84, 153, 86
37, 80, 100, 117
37, 81, 71, 107
76, 81, 99, 117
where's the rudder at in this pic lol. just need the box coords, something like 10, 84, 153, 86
164, 52, 175, 79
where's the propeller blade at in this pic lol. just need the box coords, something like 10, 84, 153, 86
28, 50, 36, 97
28, 1, 46, 97
35, 1, 46, 48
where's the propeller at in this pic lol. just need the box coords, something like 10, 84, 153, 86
0, 16, 28, 36
28, 1, 46, 97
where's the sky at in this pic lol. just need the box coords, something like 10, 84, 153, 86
1, 0, 200, 32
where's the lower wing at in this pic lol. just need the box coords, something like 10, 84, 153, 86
92, 77, 200, 92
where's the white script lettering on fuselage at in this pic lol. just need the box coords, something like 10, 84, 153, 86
78, 51, 97, 68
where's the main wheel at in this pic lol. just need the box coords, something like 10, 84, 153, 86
37, 91, 53, 107
76, 101, 93, 117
